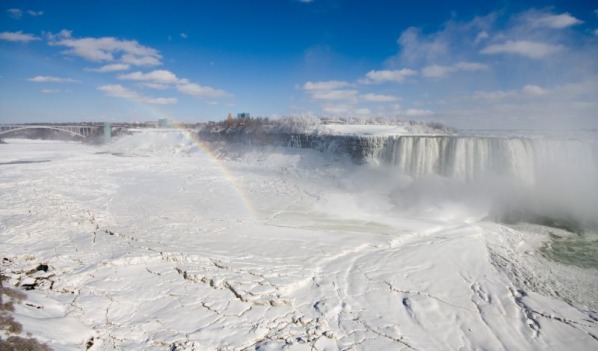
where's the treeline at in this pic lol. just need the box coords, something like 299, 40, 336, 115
209, 115, 453, 134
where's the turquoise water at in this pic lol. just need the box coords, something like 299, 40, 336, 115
540, 232, 598, 270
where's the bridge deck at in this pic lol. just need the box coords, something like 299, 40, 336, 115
0, 125, 103, 138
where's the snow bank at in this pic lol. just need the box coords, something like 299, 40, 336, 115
0, 136, 597, 350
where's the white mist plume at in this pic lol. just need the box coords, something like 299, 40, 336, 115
103, 130, 198, 156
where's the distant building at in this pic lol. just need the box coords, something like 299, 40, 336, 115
237, 112, 250, 119
158, 118, 169, 127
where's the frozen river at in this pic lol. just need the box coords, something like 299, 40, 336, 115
1, 134, 597, 350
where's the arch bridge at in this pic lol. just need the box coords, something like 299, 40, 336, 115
0, 124, 103, 139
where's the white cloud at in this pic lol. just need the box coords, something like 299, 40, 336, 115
147, 97, 177, 104
120, 54, 161, 66
49, 30, 162, 67
138, 82, 170, 90
423, 61, 488, 78
28, 76, 79, 83
397, 27, 450, 66
322, 104, 351, 114
528, 12, 583, 29
7, 8, 23, 19
98, 84, 176, 105
548, 80, 598, 99
454, 62, 488, 71
299, 8, 596, 129
475, 31, 489, 43
41, 89, 59, 94
87, 63, 131, 73
360, 93, 399, 102
481, 40, 562, 59
27, 10, 44, 17
7, 8, 43, 19
361, 69, 417, 84
303, 81, 399, 115
390, 104, 402, 113
474, 90, 515, 100
355, 108, 371, 115
302, 80, 359, 104
49, 29, 72, 39
176, 82, 229, 98
298, 0, 314, 3
310, 89, 358, 101
0, 31, 41, 43
180, 33, 188, 39
118, 69, 230, 98
390, 15, 496, 65
521, 84, 547, 96
452, 80, 598, 129
304, 80, 351, 91
119, 70, 180, 84
302, 80, 360, 112
474, 84, 549, 101
422, 65, 454, 78
404, 108, 434, 117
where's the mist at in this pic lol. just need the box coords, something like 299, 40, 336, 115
324, 133, 598, 232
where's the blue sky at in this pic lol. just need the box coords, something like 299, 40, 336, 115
1, 0, 597, 129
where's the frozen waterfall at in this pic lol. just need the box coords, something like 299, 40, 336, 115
378, 135, 598, 184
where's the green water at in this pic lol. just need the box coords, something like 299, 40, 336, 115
540, 232, 598, 270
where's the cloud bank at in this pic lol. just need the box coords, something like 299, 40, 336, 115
98, 85, 176, 105
299, 8, 596, 128
48, 30, 162, 67
118, 69, 230, 98
0, 31, 40, 43
28, 76, 79, 83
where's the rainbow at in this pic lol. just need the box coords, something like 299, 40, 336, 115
169, 122, 259, 221
115, 110, 258, 221
12, 48, 258, 220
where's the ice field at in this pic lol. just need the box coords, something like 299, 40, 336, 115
1, 133, 597, 350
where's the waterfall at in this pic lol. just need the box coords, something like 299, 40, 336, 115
379, 135, 598, 184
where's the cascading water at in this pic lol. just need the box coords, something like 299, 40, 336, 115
377, 133, 598, 268
378, 135, 598, 185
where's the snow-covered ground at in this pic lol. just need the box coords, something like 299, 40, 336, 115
1, 135, 597, 350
